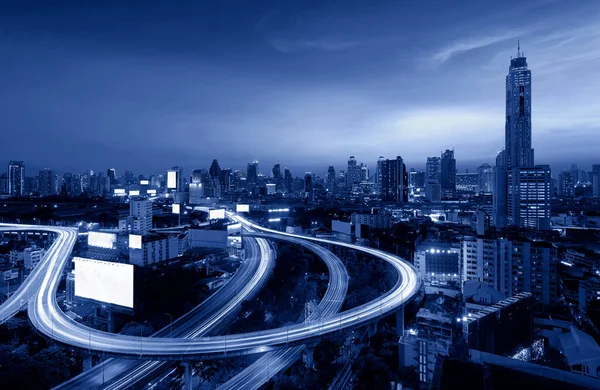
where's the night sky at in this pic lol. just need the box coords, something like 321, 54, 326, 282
1, 0, 599, 177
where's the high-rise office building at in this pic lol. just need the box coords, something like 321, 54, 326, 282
494, 45, 550, 229
591, 164, 600, 199
346, 156, 361, 188
247, 160, 259, 184
326, 166, 336, 196
376, 156, 385, 193
189, 169, 205, 203
477, 163, 493, 193
558, 171, 575, 198
8, 161, 24, 197
304, 172, 314, 202
39, 169, 57, 197
506, 165, 551, 229
409, 169, 425, 191
209, 159, 221, 178
425, 157, 440, 184
360, 163, 369, 182
272, 161, 282, 191
440, 149, 456, 198
129, 198, 153, 235
107, 168, 116, 187
379, 156, 407, 203
284, 167, 293, 194
0, 173, 8, 194
462, 236, 557, 305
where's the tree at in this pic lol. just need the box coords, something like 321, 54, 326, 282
193, 360, 219, 385
353, 353, 390, 389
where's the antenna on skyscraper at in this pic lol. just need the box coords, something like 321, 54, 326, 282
517, 40, 521, 57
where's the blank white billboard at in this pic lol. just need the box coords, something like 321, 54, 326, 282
129, 190, 140, 196
73, 257, 134, 308
129, 234, 142, 249
140, 180, 149, 185
227, 223, 242, 235
172, 204, 181, 214
167, 171, 177, 189
88, 232, 117, 249
236, 204, 249, 213
209, 209, 225, 220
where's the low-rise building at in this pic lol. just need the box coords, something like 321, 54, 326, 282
129, 234, 179, 267
23, 247, 45, 270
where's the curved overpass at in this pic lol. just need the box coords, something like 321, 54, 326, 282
0, 224, 78, 324
27, 213, 421, 360
56, 234, 275, 390
98, 231, 348, 389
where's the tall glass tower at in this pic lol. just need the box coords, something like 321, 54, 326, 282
494, 44, 550, 230
503, 43, 533, 169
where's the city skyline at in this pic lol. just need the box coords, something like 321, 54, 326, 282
1, 1, 600, 174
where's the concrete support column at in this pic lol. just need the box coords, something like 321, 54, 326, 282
83, 353, 93, 371
305, 347, 314, 368
396, 306, 405, 336
183, 362, 192, 390
368, 321, 378, 338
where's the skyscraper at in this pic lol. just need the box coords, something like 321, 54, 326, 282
440, 149, 456, 199
189, 169, 205, 203
376, 156, 385, 193
8, 161, 24, 197
494, 44, 550, 229
304, 172, 314, 202
247, 160, 259, 184
39, 168, 57, 197
129, 198, 153, 236
425, 157, 440, 184
504, 43, 533, 170
558, 171, 574, 198
477, 163, 493, 193
284, 167, 293, 194
379, 156, 407, 203
326, 166, 336, 197
346, 156, 361, 188
593, 164, 600, 199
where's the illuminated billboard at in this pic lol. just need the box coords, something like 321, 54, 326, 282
147, 189, 157, 195
140, 180, 149, 185
236, 204, 250, 213
73, 257, 134, 308
87, 232, 117, 249
129, 234, 142, 249
129, 190, 140, 196
209, 209, 225, 220
167, 171, 177, 189
114, 188, 126, 195
172, 204, 181, 215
